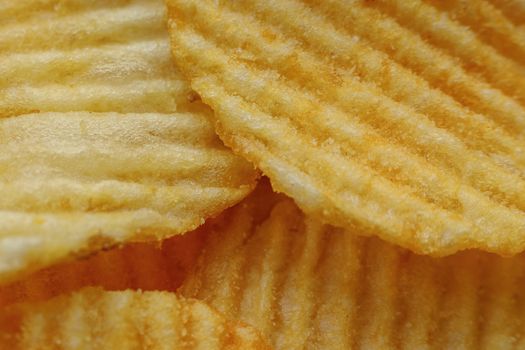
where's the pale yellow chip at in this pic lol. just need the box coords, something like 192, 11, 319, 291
0, 111, 256, 283
166, 0, 525, 255
181, 183, 525, 349
0, 0, 258, 283
0, 228, 206, 308
0, 287, 270, 349
0, 0, 191, 115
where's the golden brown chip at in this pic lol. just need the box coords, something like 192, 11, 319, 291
490, 0, 525, 24
0, 287, 270, 349
366, 0, 525, 95
0, 228, 205, 308
166, 0, 525, 255
423, 0, 525, 64
181, 184, 525, 349
0, 0, 258, 283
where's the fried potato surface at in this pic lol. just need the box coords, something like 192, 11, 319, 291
167, 0, 525, 255
0, 111, 255, 283
0, 0, 191, 115
0, 228, 205, 308
423, 0, 525, 64
0, 287, 270, 350
488, 0, 525, 24
181, 184, 525, 349
0, 0, 258, 283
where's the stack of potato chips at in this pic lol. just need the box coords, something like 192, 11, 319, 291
1, 0, 525, 348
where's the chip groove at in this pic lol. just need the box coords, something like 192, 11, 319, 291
367, 0, 525, 104
301, 0, 525, 139
167, 0, 525, 255
423, 0, 525, 64
181, 187, 525, 349
0, 0, 258, 283
0, 287, 270, 349
488, 0, 525, 24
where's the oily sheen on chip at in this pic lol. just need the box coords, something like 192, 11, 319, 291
182, 183, 525, 349
0, 288, 270, 350
166, 0, 525, 255
0, 0, 257, 283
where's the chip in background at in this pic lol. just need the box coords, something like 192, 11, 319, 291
0, 287, 270, 349
181, 183, 525, 349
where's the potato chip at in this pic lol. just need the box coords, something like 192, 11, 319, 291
0, 111, 256, 282
0, 0, 190, 115
306, 0, 525, 125
0, 228, 205, 308
0, 287, 270, 349
181, 184, 525, 349
0, 0, 258, 283
366, 0, 525, 97
422, 0, 525, 64
166, 0, 525, 255
488, 0, 525, 24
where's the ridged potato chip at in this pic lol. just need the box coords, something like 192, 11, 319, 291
0, 0, 258, 283
166, 0, 525, 255
182, 183, 525, 349
422, 0, 525, 64
0, 287, 270, 349
488, 0, 525, 24
0, 0, 191, 115
0, 228, 205, 308
0, 111, 255, 283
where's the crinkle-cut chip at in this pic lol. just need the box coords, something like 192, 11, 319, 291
0, 0, 200, 115
488, 0, 525, 24
423, 0, 525, 64
364, 0, 525, 97
167, 0, 525, 255
0, 287, 270, 350
0, 111, 256, 283
181, 184, 525, 349
0, 228, 206, 308
0, 0, 258, 283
